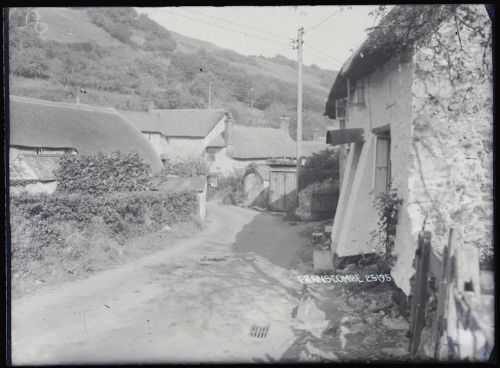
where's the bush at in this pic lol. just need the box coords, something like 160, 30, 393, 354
160, 157, 208, 177
10, 190, 198, 274
295, 179, 338, 221
56, 151, 152, 194
299, 149, 340, 190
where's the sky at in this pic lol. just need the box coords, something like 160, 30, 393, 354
138, 6, 381, 71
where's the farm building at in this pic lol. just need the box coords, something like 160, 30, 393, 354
9, 95, 163, 193
205, 118, 295, 182
119, 105, 229, 165
324, 5, 493, 294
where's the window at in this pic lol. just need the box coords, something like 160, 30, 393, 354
209, 175, 218, 188
349, 78, 365, 105
374, 135, 391, 193
35, 147, 45, 155
335, 98, 347, 119
64, 148, 76, 154
207, 148, 216, 162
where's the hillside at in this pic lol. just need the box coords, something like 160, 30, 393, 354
9, 7, 338, 139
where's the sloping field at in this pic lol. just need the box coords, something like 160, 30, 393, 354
34, 7, 334, 92
36, 7, 121, 46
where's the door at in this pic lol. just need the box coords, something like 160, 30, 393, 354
270, 171, 285, 211
269, 169, 297, 212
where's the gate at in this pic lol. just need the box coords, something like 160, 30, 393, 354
311, 189, 338, 220
269, 165, 297, 212
408, 228, 494, 361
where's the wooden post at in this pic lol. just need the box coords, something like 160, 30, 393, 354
295, 27, 304, 203
409, 231, 432, 355
434, 228, 456, 360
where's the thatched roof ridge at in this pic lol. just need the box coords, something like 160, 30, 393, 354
120, 109, 227, 138
9, 95, 163, 172
325, 5, 459, 118
228, 125, 296, 160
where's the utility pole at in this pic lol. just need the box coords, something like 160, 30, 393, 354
294, 27, 304, 204
208, 81, 212, 109
250, 87, 254, 110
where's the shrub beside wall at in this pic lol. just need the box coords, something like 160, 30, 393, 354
56, 151, 152, 194
10, 191, 197, 274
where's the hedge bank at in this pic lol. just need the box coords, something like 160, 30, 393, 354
10, 191, 197, 274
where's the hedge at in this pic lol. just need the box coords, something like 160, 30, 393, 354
10, 191, 198, 269
56, 151, 152, 194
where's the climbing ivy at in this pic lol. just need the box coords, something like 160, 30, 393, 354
370, 186, 404, 271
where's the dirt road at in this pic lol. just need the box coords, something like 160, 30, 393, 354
11, 203, 337, 364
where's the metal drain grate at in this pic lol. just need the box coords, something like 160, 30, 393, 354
249, 324, 269, 338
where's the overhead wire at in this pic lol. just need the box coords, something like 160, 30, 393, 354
182, 7, 293, 41
156, 7, 291, 47
305, 8, 343, 33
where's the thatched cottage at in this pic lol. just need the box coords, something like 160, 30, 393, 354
324, 5, 493, 294
120, 106, 229, 165
9, 96, 163, 194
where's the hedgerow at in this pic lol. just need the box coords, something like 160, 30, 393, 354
10, 190, 198, 273
56, 151, 152, 194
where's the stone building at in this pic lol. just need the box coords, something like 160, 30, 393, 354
120, 106, 229, 165
9, 96, 163, 194
204, 119, 296, 186
324, 5, 493, 294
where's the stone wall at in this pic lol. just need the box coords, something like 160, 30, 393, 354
392, 5, 493, 294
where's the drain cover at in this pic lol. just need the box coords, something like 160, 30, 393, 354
249, 324, 269, 338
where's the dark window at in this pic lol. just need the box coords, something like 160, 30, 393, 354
349, 79, 365, 105
374, 134, 391, 193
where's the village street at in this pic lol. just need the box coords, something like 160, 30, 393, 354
11, 202, 348, 364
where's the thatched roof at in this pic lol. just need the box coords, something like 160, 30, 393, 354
10, 156, 38, 181
207, 133, 225, 147
120, 109, 227, 138
9, 96, 163, 172
325, 5, 459, 118
228, 125, 296, 159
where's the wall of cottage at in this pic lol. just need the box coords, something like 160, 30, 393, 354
10, 146, 73, 157
143, 116, 227, 162
392, 5, 493, 294
332, 52, 414, 261
206, 147, 236, 177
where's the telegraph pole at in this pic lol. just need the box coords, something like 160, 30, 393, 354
208, 81, 212, 109
295, 27, 304, 204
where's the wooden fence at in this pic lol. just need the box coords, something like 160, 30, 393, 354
408, 228, 494, 361
310, 189, 338, 220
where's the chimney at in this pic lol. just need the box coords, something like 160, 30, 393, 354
224, 116, 234, 146
147, 101, 155, 112
280, 115, 290, 137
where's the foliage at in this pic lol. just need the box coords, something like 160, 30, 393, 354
10, 190, 198, 268
9, 7, 336, 138
299, 148, 339, 190
218, 176, 247, 206
160, 157, 208, 177
369, 187, 404, 271
296, 179, 338, 221
55, 151, 152, 194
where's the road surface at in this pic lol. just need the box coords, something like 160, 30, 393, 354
11, 203, 337, 364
